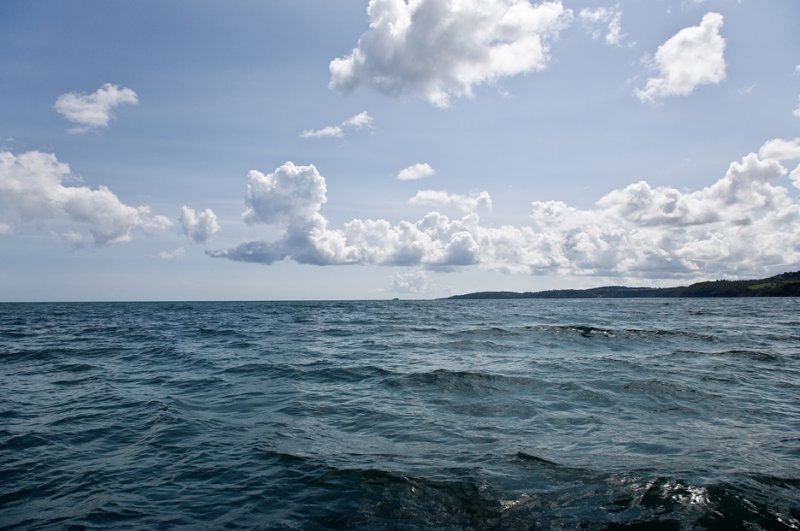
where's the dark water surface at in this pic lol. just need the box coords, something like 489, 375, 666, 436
1, 299, 799, 529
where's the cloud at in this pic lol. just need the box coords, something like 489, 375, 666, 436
210, 141, 800, 280
56, 230, 89, 248
207, 161, 486, 267
0, 150, 170, 245
738, 84, 755, 95
54, 83, 139, 133
329, 0, 573, 107
301, 126, 344, 139
397, 163, 436, 181
759, 138, 800, 162
408, 190, 492, 213
179, 206, 220, 244
301, 111, 373, 139
391, 270, 434, 293
792, 166, 800, 190
635, 12, 726, 103
579, 5, 624, 46
759, 138, 800, 189
343, 111, 374, 128
242, 162, 328, 229
159, 247, 186, 260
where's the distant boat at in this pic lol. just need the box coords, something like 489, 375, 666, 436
392, 297, 400, 301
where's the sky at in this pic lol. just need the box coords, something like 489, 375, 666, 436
1, 0, 799, 301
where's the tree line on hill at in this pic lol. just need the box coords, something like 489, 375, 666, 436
447, 271, 800, 299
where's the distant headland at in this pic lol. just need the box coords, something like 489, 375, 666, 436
448, 271, 800, 299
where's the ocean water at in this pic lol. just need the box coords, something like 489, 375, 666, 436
1, 299, 799, 530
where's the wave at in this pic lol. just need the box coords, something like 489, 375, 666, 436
620, 378, 715, 404
409, 326, 441, 332
0, 432, 51, 451
217, 451, 800, 529
529, 324, 718, 342
442, 339, 516, 351
55, 362, 97, 372
196, 327, 242, 337
0, 346, 122, 361
496, 460, 800, 529
389, 368, 539, 396
0, 330, 37, 339
221, 362, 395, 385
670, 349, 781, 362
446, 326, 520, 338
514, 451, 561, 466
320, 327, 357, 337
251, 450, 506, 529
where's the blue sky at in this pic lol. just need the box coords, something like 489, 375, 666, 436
1, 0, 799, 301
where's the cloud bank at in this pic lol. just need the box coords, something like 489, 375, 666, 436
329, 0, 573, 107
210, 139, 800, 280
0, 151, 170, 245
54, 83, 139, 133
635, 12, 726, 103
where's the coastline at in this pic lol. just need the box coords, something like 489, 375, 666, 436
448, 270, 800, 299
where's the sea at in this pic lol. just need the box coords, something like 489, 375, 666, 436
1, 298, 799, 530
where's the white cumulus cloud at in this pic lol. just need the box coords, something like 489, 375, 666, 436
179, 206, 220, 244
329, 0, 573, 107
409, 190, 492, 213
759, 137, 800, 162
579, 5, 624, 46
54, 83, 139, 133
397, 163, 435, 181
759, 138, 800, 190
793, 95, 800, 118
209, 141, 800, 282
635, 12, 726, 103
0, 150, 170, 245
242, 162, 328, 229
301, 111, 373, 139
